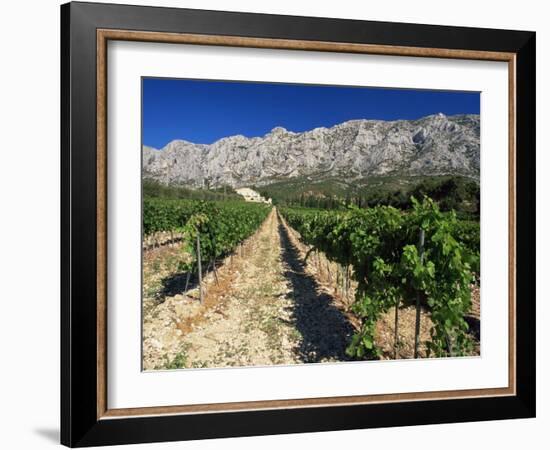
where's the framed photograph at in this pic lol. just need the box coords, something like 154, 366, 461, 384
61, 1, 536, 447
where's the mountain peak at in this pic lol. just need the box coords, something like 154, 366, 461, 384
270, 126, 287, 134
144, 114, 480, 188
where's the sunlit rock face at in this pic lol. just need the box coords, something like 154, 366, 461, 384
143, 113, 480, 188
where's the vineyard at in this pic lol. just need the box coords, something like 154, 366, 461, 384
142, 195, 480, 369
143, 198, 269, 237
280, 198, 480, 358
144, 198, 270, 301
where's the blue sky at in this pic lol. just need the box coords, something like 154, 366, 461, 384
142, 78, 480, 148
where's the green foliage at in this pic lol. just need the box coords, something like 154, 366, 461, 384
280, 196, 479, 360
403, 198, 476, 357
143, 179, 241, 202
144, 195, 270, 285
143, 198, 268, 237
453, 219, 480, 276
409, 176, 480, 215
163, 351, 188, 369
143, 197, 201, 235
356, 176, 480, 217
179, 201, 270, 271
260, 175, 480, 219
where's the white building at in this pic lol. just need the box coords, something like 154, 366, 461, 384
235, 187, 272, 204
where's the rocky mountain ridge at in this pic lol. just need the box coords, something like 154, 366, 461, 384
143, 113, 480, 188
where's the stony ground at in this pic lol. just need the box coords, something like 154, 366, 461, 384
142, 208, 480, 370
142, 209, 354, 370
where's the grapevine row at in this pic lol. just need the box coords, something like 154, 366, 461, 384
180, 201, 271, 271
143, 198, 203, 236
280, 197, 480, 358
144, 197, 271, 302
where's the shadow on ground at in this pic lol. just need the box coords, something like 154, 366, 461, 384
159, 260, 225, 300
159, 270, 199, 299
278, 221, 355, 363
464, 316, 480, 341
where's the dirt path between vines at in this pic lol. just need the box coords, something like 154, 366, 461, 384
142, 208, 354, 370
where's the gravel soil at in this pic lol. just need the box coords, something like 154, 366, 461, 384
142, 207, 479, 370
143, 209, 354, 370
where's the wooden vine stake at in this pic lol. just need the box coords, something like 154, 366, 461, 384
345, 264, 351, 303
326, 260, 332, 283
184, 266, 192, 293
393, 298, 400, 359
212, 258, 219, 285
197, 234, 203, 304
414, 228, 425, 358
